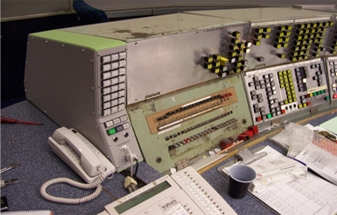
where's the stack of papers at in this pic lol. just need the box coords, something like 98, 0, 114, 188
221, 145, 337, 215
270, 120, 337, 185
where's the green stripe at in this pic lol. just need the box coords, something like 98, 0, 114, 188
31, 30, 125, 51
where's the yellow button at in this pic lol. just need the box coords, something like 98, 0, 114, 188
298, 24, 305, 29
254, 40, 261, 46
220, 56, 228, 61
276, 38, 283, 43
213, 54, 222, 60
213, 61, 221, 67
205, 64, 212, 69
204, 57, 213, 63
255, 28, 264, 33
255, 34, 263, 40
229, 52, 237, 57
264, 27, 272, 32
220, 57, 229, 66
232, 38, 240, 44
275, 43, 282, 49
232, 31, 241, 37
294, 41, 301, 46
236, 56, 243, 61
263, 33, 270, 39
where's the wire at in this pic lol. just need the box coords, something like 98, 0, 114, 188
40, 173, 106, 204
134, 158, 139, 177
125, 146, 135, 178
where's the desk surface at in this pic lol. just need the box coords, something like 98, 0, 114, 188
1, 101, 336, 215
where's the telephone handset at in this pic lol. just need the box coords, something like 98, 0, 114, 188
48, 127, 115, 183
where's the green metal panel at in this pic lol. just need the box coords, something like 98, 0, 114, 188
127, 74, 253, 173
30, 30, 126, 51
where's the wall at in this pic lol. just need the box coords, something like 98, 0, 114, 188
2, 0, 337, 20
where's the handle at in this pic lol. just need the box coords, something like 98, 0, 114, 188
52, 127, 104, 177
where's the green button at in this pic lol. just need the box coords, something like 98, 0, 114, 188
267, 113, 272, 118
107, 128, 117, 135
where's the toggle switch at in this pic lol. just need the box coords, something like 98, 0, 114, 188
232, 31, 241, 37
264, 27, 272, 33
253, 40, 261, 46
262, 33, 270, 39
277, 53, 286, 59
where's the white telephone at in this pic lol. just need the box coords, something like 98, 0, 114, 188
48, 127, 116, 183
40, 127, 116, 204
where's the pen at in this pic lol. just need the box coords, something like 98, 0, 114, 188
1, 179, 18, 188
1, 116, 43, 125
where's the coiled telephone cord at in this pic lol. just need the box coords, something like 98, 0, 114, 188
40, 173, 106, 204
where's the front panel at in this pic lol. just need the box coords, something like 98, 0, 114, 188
243, 58, 331, 130
325, 56, 337, 106
128, 74, 252, 173
126, 22, 250, 105
95, 47, 144, 171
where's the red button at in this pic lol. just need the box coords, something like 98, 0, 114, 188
256, 116, 262, 121
307, 102, 311, 106
281, 109, 286, 114
334, 94, 337, 99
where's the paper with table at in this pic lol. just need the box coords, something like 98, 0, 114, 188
221, 145, 337, 215
270, 122, 337, 185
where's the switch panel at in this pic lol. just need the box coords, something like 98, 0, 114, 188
185, 7, 336, 70
243, 58, 330, 127
325, 56, 337, 102
128, 74, 252, 173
